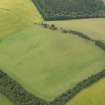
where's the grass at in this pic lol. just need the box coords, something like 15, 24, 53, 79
48, 19, 105, 41
0, 0, 43, 39
0, 0, 105, 104
0, 25, 105, 101
0, 94, 13, 105
66, 78, 105, 105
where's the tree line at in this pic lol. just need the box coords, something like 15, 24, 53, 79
41, 23, 105, 52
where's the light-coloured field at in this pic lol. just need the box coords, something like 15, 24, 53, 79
103, 0, 105, 3
48, 19, 105, 41
0, 94, 13, 105
0, 0, 42, 39
67, 78, 105, 105
0, 25, 105, 100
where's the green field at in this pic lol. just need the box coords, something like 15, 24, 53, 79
0, 0, 42, 39
48, 19, 105, 41
0, 94, 13, 105
0, 25, 105, 101
0, 0, 105, 105
66, 78, 105, 105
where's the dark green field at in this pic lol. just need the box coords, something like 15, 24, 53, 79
32, 0, 105, 20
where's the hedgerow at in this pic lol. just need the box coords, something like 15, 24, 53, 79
95, 40, 105, 50
0, 70, 48, 105
1, 68, 105, 105
40, 23, 94, 41
49, 69, 105, 105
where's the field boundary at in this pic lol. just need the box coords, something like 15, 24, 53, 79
0, 70, 48, 105
40, 23, 94, 41
31, 0, 45, 19
1, 68, 105, 105
49, 69, 105, 105
40, 23, 105, 51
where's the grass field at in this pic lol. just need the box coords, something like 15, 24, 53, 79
0, 0, 105, 105
0, 94, 13, 105
0, 0, 42, 39
66, 78, 105, 105
48, 19, 105, 41
0, 25, 105, 100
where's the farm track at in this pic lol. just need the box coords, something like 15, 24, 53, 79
0, 25, 105, 105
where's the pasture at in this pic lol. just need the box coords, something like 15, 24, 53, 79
0, 25, 105, 100
0, 0, 105, 105
0, 0, 42, 39
67, 78, 105, 105
48, 19, 105, 41
0, 94, 13, 105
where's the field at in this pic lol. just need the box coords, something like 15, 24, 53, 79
0, 25, 105, 101
0, 0, 42, 39
33, 0, 105, 20
0, 94, 13, 105
47, 19, 105, 41
66, 78, 105, 105
46, 18, 105, 104
0, 0, 105, 105
0, 0, 43, 104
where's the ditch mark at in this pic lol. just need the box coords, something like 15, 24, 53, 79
0, 8, 11, 12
